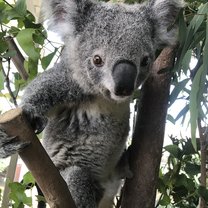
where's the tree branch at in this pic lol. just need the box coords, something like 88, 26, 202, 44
0, 59, 18, 107
121, 47, 176, 208
6, 37, 28, 81
0, 108, 76, 208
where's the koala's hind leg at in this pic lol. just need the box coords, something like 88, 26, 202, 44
60, 166, 103, 208
99, 176, 122, 208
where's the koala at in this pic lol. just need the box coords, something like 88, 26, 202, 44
0, 0, 184, 207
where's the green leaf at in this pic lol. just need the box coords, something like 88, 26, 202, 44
181, 50, 192, 74
0, 31, 6, 39
164, 145, 181, 159
182, 139, 198, 155
169, 79, 189, 106
25, 11, 36, 22
174, 104, 189, 123
175, 174, 189, 187
0, 2, 7, 13
24, 58, 38, 80
15, 0, 27, 16
174, 3, 208, 73
14, 72, 27, 90
9, 182, 32, 207
41, 49, 58, 70
2, 50, 16, 58
201, 12, 208, 96
172, 185, 188, 198
159, 194, 171, 206
16, 29, 40, 61
17, 19, 24, 28
189, 65, 204, 150
189, 30, 206, 49
192, 3, 208, 34
9, 26, 20, 36
0, 70, 4, 90
36, 195, 46, 203
33, 32, 45, 45
9, 182, 25, 192
6, 8, 22, 20
0, 39, 8, 53
23, 172, 35, 186
167, 114, 175, 124
184, 162, 200, 176
178, 9, 187, 46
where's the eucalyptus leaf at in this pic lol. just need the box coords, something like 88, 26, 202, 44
181, 50, 192, 74
178, 9, 187, 46
189, 65, 204, 150
169, 79, 189, 107
167, 114, 175, 124
174, 104, 189, 123
192, 3, 208, 34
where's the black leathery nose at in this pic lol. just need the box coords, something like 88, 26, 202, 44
112, 60, 137, 96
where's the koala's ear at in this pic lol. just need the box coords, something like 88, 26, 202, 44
42, 0, 93, 38
149, 0, 185, 47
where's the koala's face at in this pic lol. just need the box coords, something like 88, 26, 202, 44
46, 0, 183, 102
69, 4, 155, 102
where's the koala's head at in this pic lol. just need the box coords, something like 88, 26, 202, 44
43, 0, 184, 102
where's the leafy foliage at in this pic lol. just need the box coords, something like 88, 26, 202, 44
8, 172, 35, 208
0, 0, 61, 104
157, 136, 208, 208
168, 2, 208, 150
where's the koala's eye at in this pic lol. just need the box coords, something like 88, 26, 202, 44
93, 55, 103, 67
140, 56, 150, 67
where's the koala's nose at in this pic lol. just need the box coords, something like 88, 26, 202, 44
112, 60, 137, 97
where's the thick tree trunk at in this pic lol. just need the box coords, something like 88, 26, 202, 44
121, 47, 175, 208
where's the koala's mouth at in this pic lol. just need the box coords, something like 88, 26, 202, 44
104, 89, 131, 102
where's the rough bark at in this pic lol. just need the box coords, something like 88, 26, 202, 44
0, 108, 76, 208
121, 47, 176, 208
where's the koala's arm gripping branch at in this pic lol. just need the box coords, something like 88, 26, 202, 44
0, 108, 76, 208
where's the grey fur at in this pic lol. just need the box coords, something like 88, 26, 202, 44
0, 0, 184, 207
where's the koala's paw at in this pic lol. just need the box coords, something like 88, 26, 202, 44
22, 108, 47, 134
0, 128, 30, 158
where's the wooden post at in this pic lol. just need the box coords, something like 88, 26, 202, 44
0, 108, 76, 208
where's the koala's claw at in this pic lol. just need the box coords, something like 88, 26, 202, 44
22, 109, 47, 134
0, 128, 30, 158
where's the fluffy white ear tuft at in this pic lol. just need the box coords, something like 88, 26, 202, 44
41, 0, 77, 38
150, 0, 185, 47
41, 0, 93, 39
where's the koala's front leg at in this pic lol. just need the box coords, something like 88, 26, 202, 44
0, 127, 30, 158
20, 65, 73, 133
